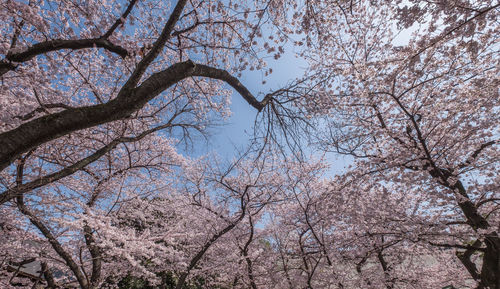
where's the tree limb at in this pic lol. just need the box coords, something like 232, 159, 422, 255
16, 194, 89, 289
0, 122, 179, 205
0, 1, 140, 76
0, 60, 270, 172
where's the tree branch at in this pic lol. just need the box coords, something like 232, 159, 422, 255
0, 60, 270, 172
456, 239, 482, 281
241, 215, 258, 289
0, 1, 139, 76
102, 0, 138, 39
6, 38, 128, 63
41, 262, 57, 289
0, 38, 128, 77
0, 122, 179, 205
122, 0, 188, 90
16, 194, 89, 289
175, 193, 248, 289
190, 64, 273, 111
83, 223, 101, 287
459, 140, 497, 168
429, 241, 486, 252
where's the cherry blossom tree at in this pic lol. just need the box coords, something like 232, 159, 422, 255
1, 0, 499, 288
291, 0, 499, 287
1, 147, 309, 288
0, 0, 296, 180
1, 128, 190, 288
269, 167, 478, 288
0, 0, 298, 287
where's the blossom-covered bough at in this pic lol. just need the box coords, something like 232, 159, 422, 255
0, 0, 277, 174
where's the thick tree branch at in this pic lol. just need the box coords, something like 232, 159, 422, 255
452, 180, 489, 230
6, 38, 128, 63
0, 60, 269, 172
429, 241, 486, 252
0, 1, 141, 77
0, 60, 16, 75
241, 215, 258, 289
41, 262, 57, 289
123, 0, 188, 90
0, 122, 179, 205
191, 64, 273, 111
16, 194, 88, 289
479, 232, 500, 289
456, 239, 482, 282
102, 0, 138, 39
0, 38, 128, 77
83, 223, 101, 287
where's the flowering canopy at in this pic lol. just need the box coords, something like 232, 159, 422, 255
0, 0, 498, 288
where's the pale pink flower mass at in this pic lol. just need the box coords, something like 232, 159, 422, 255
0, 0, 498, 288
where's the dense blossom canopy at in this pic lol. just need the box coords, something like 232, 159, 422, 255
0, 0, 498, 288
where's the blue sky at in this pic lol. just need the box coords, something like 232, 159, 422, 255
196, 45, 353, 176
194, 20, 418, 173
208, 51, 307, 156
